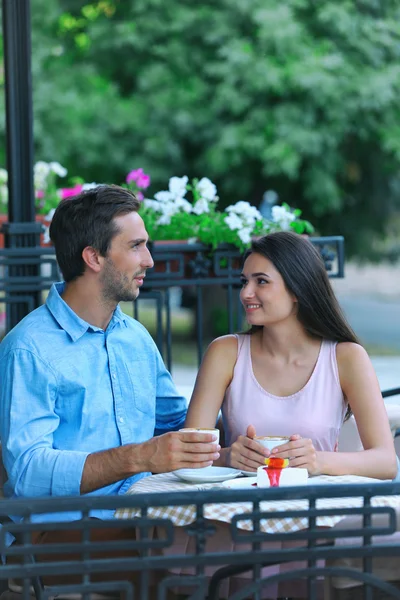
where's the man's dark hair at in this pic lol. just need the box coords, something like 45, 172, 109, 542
49, 185, 140, 282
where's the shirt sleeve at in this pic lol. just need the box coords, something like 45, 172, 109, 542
153, 348, 187, 436
0, 349, 89, 497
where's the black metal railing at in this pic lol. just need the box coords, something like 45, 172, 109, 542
1, 481, 400, 600
0, 234, 345, 369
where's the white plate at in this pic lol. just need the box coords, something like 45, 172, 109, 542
223, 477, 310, 489
173, 466, 240, 484
241, 470, 257, 477
222, 475, 388, 490
222, 478, 257, 489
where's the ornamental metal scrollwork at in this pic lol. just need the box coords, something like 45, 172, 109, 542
188, 251, 212, 279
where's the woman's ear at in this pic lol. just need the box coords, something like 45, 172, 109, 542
82, 246, 103, 273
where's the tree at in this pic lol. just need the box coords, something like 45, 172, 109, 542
2, 0, 400, 256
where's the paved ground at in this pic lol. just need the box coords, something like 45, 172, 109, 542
332, 261, 400, 351
331, 262, 400, 301
337, 295, 400, 351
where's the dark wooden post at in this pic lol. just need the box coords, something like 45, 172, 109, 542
2, 0, 42, 329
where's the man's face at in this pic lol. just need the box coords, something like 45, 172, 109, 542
100, 211, 154, 303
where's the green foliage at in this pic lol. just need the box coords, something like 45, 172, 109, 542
1, 0, 400, 256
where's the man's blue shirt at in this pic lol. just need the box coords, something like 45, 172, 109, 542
0, 282, 187, 521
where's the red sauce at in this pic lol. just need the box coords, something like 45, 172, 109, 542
263, 457, 288, 487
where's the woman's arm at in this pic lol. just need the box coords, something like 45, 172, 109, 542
319, 342, 397, 478
186, 335, 239, 424
273, 343, 397, 479
185, 336, 237, 466
185, 335, 269, 468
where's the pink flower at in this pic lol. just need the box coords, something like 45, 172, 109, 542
126, 169, 144, 184
36, 190, 45, 199
61, 184, 83, 199
136, 191, 144, 201
136, 174, 151, 189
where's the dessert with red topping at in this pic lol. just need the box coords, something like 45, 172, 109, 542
257, 457, 308, 487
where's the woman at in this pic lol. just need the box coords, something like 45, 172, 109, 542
186, 232, 397, 479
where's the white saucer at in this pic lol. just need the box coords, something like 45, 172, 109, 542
173, 466, 240, 484
241, 470, 257, 477
222, 478, 257, 489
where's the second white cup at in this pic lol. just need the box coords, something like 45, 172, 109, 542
254, 435, 289, 452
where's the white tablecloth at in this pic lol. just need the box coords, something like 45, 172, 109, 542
115, 472, 400, 534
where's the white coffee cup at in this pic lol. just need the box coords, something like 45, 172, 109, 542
179, 427, 220, 445
254, 435, 290, 452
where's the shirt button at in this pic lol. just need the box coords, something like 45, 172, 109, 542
119, 417, 124, 423
112, 373, 116, 379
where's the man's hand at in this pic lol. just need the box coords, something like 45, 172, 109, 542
226, 425, 269, 471
137, 431, 221, 473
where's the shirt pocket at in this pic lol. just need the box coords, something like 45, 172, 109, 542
123, 359, 156, 415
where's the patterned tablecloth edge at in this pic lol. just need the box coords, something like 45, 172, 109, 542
115, 473, 400, 534
114, 504, 361, 534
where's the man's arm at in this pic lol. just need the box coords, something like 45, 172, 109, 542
153, 348, 187, 436
0, 348, 219, 496
0, 349, 89, 497
80, 430, 220, 494
81, 343, 221, 493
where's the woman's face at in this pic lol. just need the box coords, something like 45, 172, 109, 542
240, 252, 297, 327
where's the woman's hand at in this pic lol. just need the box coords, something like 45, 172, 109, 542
272, 434, 321, 475
226, 425, 269, 471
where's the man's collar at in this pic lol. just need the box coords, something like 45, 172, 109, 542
112, 305, 129, 328
46, 282, 128, 342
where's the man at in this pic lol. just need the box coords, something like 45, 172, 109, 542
0, 185, 219, 518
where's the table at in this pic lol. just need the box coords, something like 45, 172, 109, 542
115, 474, 400, 599
116, 472, 400, 534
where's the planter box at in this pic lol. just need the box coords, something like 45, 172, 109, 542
147, 237, 344, 287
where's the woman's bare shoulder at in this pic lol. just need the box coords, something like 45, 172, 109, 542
336, 342, 369, 364
336, 342, 373, 382
207, 334, 239, 360
193, 335, 240, 395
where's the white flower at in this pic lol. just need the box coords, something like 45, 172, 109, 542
272, 205, 294, 231
224, 213, 243, 231
157, 213, 172, 225
42, 226, 50, 245
143, 199, 162, 212
175, 198, 192, 213
155, 199, 185, 225
238, 227, 252, 244
168, 176, 188, 198
49, 162, 67, 178
192, 198, 210, 215
151, 190, 192, 216
45, 209, 56, 221
227, 201, 262, 221
0, 185, 8, 204
196, 177, 218, 202
82, 182, 98, 190
154, 191, 174, 203
34, 161, 50, 189
0, 168, 8, 184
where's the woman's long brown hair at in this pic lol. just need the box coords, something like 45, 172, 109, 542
244, 232, 359, 420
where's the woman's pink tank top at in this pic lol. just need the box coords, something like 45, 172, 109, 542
221, 335, 347, 452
